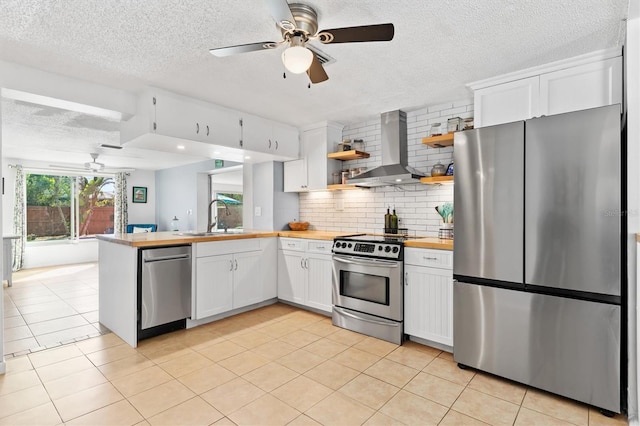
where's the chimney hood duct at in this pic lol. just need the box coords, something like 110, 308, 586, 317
346, 110, 425, 187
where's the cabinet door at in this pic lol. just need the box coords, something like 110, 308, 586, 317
194, 254, 233, 319
277, 250, 305, 304
404, 265, 453, 346
241, 114, 272, 153
272, 122, 299, 159
474, 76, 540, 127
306, 253, 333, 313
204, 106, 241, 147
540, 57, 622, 116
232, 251, 262, 309
284, 159, 307, 192
154, 93, 205, 140
303, 128, 330, 191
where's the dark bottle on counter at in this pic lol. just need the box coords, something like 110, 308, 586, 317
384, 207, 391, 233
390, 207, 398, 233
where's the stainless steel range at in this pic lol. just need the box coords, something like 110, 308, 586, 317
332, 234, 405, 345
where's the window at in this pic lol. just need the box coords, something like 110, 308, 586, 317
212, 192, 243, 230
209, 166, 243, 231
26, 173, 115, 242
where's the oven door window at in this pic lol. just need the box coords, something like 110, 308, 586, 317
340, 271, 389, 306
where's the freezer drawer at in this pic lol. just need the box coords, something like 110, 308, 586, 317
453, 282, 620, 413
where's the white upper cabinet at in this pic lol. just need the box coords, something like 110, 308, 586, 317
120, 88, 298, 162
470, 48, 622, 128
539, 57, 622, 117
284, 122, 343, 192
474, 76, 540, 128
241, 114, 299, 161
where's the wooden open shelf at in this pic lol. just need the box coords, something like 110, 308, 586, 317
327, 150, 370, 161
422, 133, 455, 148
326, 184, 361, 191
420, 176, 454, 185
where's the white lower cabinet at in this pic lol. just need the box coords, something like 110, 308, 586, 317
193, 238, 275, 320
277, 238, 333, 313
232, 251, 262, 309
404, 248, 453, 347
195, 254, 234, 318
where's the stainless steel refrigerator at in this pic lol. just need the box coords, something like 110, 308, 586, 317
453, 105, 623, 414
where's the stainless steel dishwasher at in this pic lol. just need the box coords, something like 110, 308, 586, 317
139, 245, 191, 340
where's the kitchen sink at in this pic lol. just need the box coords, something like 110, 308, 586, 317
175, 229, 247, 237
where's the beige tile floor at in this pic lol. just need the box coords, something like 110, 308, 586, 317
0, 300, 629, 425
3, 263, 107, 357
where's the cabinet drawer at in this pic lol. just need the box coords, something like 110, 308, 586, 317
306, 240, 333, 254
196, 239, 261, 257
278, 238, 306, 251
405, 248, 453, 269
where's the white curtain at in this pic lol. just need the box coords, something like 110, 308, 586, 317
114, 173, 128, 234
12, 165, 25, 271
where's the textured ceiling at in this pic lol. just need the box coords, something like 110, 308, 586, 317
0, 0, 629, 169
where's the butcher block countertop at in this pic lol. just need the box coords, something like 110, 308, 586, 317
404, 237, 453, 250
97, 230, 358, 247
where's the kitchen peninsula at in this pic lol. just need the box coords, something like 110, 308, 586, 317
96, 230, 354, 347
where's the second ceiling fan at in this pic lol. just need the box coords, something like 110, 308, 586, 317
209, 0, 394, 84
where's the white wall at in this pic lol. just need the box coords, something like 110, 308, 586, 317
627, 2, 640, 421
299, 100, 472, 235
252, 162, 299, 231
155, 159, 241, 232
126, 170, 156, 225
0, 100, 4, 374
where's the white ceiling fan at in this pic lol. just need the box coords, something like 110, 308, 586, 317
50, 153, 135, 173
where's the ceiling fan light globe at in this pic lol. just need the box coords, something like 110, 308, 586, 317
282, 46, 313, 74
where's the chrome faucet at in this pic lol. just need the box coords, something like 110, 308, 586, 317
208, 198, 230, 232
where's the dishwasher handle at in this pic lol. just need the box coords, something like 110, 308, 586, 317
143, 254, 190, 263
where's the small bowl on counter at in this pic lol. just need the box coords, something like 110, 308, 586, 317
288, 221, 310, 231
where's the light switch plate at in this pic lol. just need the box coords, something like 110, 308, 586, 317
335, 198, 344, 211
255, 206, 262, 216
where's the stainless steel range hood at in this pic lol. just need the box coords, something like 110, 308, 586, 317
347, 110, 425, 187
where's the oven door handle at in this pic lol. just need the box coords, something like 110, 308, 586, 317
333, 306, 401, 327
333, 255, 399, 268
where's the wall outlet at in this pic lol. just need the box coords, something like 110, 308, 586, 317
254, 206, 262, 217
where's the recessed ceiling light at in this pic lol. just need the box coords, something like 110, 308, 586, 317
214, 151, 221, 155
395, 178, 402, 182
245, 156, 251, 159
177, 145, 185, 150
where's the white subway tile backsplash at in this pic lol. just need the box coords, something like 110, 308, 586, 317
299, 98, 471, 236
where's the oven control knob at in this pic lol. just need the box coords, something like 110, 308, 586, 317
378, 245, 383, 251
392, 246, 399, 253
347, 243, 352, 248
384, 246, 391, 253
341, 242, 347, 248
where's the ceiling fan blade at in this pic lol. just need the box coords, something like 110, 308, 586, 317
209, 42, 276, 57
307, 53, 329, 84
318, 23, 394, 44
264, 0, 296, 28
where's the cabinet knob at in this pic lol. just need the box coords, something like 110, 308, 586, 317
206, 125, 210, 136
268, 139, 272, 149
235, 259, 238, 270
229, 260, 234, 271
196, 123, 200, 134
275, 140, 278, 150
405, 272, 409, 286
